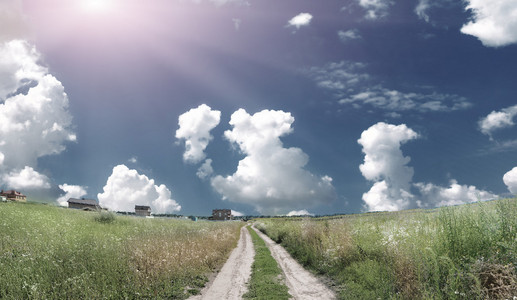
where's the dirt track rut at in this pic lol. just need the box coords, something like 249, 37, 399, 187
189, 226, 254, 300
191, 224, 336, 300
252, 226, 336, 300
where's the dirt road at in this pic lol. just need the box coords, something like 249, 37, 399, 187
189, 226, 254, 300
252, 226, 336, 300
191, 224, 335, 300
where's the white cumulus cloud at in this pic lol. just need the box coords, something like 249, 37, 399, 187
211, 109, 336, 215
287, 13, 313, 29
3, 166, 51, 189
286, 209, 314, 217
478, 104, 517, 138
176, 104, 221, 164
98, 164, 181, 214
358, 122, 419, 211
461, 0, 517, 47
503, 167, 517, 194
414, 180, 497, 207
197, 158, 214, 180
0, 40, 75, 184
231, 209, 244, 217
56, 184, 87, 206
359, 122, 498, 211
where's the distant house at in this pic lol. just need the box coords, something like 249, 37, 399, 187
0, 190, 27, 202
67, 198, 101, 210
1, 195, 6, 202
212, 209, 232, 221
135, 205, 151, 217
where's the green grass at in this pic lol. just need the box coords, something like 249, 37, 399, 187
0, 201, 243, 299
244, 226, 290, 300
256, 198, 517, 299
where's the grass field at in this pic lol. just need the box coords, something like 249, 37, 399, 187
0, 202, 243, 299
256, 198, 517, 299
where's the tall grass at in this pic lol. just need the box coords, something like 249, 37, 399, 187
0, 202, 243, 299
256, 198, 517, 299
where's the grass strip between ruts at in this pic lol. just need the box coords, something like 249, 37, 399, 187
243, 226, 291, 300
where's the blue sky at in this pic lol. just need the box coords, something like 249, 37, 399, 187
1, 0, 517, 216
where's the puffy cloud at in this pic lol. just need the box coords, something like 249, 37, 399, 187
338, 29, 362, 43
503, 167, 517, 194
414, 180, 497, 207
362, 181, 414, 212
0, 40, 75, 174
461, 0, 517, 47
286, 209, 314, 217
306, 61, 471, 113
3, 166, 51, 189
176, 104, 221, 164
358, 122, 419, 211
128, 156, 138, 164
231, 209, 244, 217
287, 13, 313, 29
0, 152, 4, 166
98, 165, 181, 213
358, 122, 419, 182
56, 184, 87, 206
359, 122, 498, 211
0, 39, 46, 100
357, 0, 394, 20
478, 105, 517, 138
211, 109, 336, 215
196, 158, 214, 180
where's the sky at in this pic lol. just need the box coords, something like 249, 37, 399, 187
1, 0, 517, 216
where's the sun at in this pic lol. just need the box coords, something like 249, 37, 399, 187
81, 0, 115, 13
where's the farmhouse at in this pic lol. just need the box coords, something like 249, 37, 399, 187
0, 190, 27, 202
67, 198, 101, 210
135, 205, 151, 217
212, 209, 232, 221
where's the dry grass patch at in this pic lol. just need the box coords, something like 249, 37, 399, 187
0, 202, 243, 299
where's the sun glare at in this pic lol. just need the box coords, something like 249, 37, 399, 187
81, 0, 114, 13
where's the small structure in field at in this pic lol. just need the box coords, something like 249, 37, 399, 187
135, 205, 151, 217
67, 198, 101, 211
212, 209, 232, 221
0, 190, 27, 202
1, 195, 6, 202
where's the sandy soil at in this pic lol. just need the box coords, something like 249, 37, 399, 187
189, 225, 255, 300
190, 224, 335, 300
252, 226, 337, 300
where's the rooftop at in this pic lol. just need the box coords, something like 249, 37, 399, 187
67, 198, 99, 206
135, 205, 151, 210
1, 190, 26, 197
